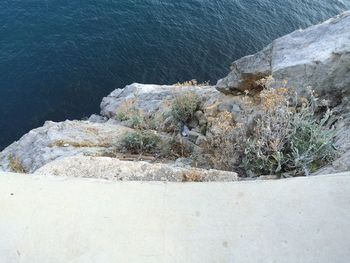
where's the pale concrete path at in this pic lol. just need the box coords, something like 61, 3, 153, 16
0, 172, 350, 263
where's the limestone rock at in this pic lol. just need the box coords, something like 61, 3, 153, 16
0, 120, 133, 173
188, 131, 201, 143
34, 156, 239, 182
216, 44, 272, 95
216, 11, 350, 105
88, 114, 107, 123
313, 114, 350, 175
100, 83, 225, 119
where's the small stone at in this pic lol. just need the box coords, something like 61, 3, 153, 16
174, 158, 192, 168
188, 131, 201, 143
195, 135, 207, 147
188, 118, 199, 129
194, 110, 207, 126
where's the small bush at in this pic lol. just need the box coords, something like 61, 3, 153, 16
115, 111, 128, 121
208, 84, 337, 177
160, 138, 192, 159
240, 87, 336, 177
121, 131, 160, 154
115, 99, 137, 121
116, 104, 150, 130
171, 92, 199, 123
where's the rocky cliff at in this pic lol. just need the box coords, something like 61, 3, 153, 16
1, 11, 349, 180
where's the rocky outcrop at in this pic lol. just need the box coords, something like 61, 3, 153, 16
100, 83, 230, 119
1, 12, 350, 180
0, 84, 245, 174
0, 120, 133, 173
216, 11, 350, 106
35, 156, 239, 182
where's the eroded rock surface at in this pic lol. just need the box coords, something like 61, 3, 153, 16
216, 11, 350, 105
0, 120, 133, 173
100, 83, 228, 119
35, 156, 239, 182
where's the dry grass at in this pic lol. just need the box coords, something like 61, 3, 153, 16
173, 79, 210, 86
115, 98, 139, 122
8, 155, 26, 173
49, 140, 111, 148
182, 170, 203, 182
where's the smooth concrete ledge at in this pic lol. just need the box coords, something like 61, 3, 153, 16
0, 172, 350, 262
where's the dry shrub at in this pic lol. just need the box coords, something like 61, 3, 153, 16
205, 111, 239, 170
115, 98, 138, 121
173, 79, 210, 86
114, 98, 147, 128
208, 80, 337, 177
182, 170, 203, 182
8, 155, 26, 173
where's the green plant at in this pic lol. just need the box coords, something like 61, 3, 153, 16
242, 87, 336, 177
171, 92, 199, 123
121, 131, 160, 154
208, 84, 337, 177
115, 111, 128, 121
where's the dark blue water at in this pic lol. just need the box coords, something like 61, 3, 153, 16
0, 0, 349, 148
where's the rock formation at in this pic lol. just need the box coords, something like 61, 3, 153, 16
216, 11, 350, 107
0, 120, 132, 173
1, 11, 350, 179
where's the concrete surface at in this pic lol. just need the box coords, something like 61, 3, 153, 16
0, 172, 350, 263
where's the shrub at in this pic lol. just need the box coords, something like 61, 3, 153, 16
160, 137, 192, 159
115, 99, 148, 129
208, 85, 337, 177
121, 131, 160, 154
115, 99, 137, 121
115, 111, 128, 121
171, 92, 199, 123
241, 87, 336, 177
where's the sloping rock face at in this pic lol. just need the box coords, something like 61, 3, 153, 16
35, 156, 239, 182
0, 120, 132, 173
216, 11, 350, 105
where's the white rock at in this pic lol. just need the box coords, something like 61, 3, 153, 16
0, 120, 133, 173
35, 156, 238, 182
216, 11, 350, 105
